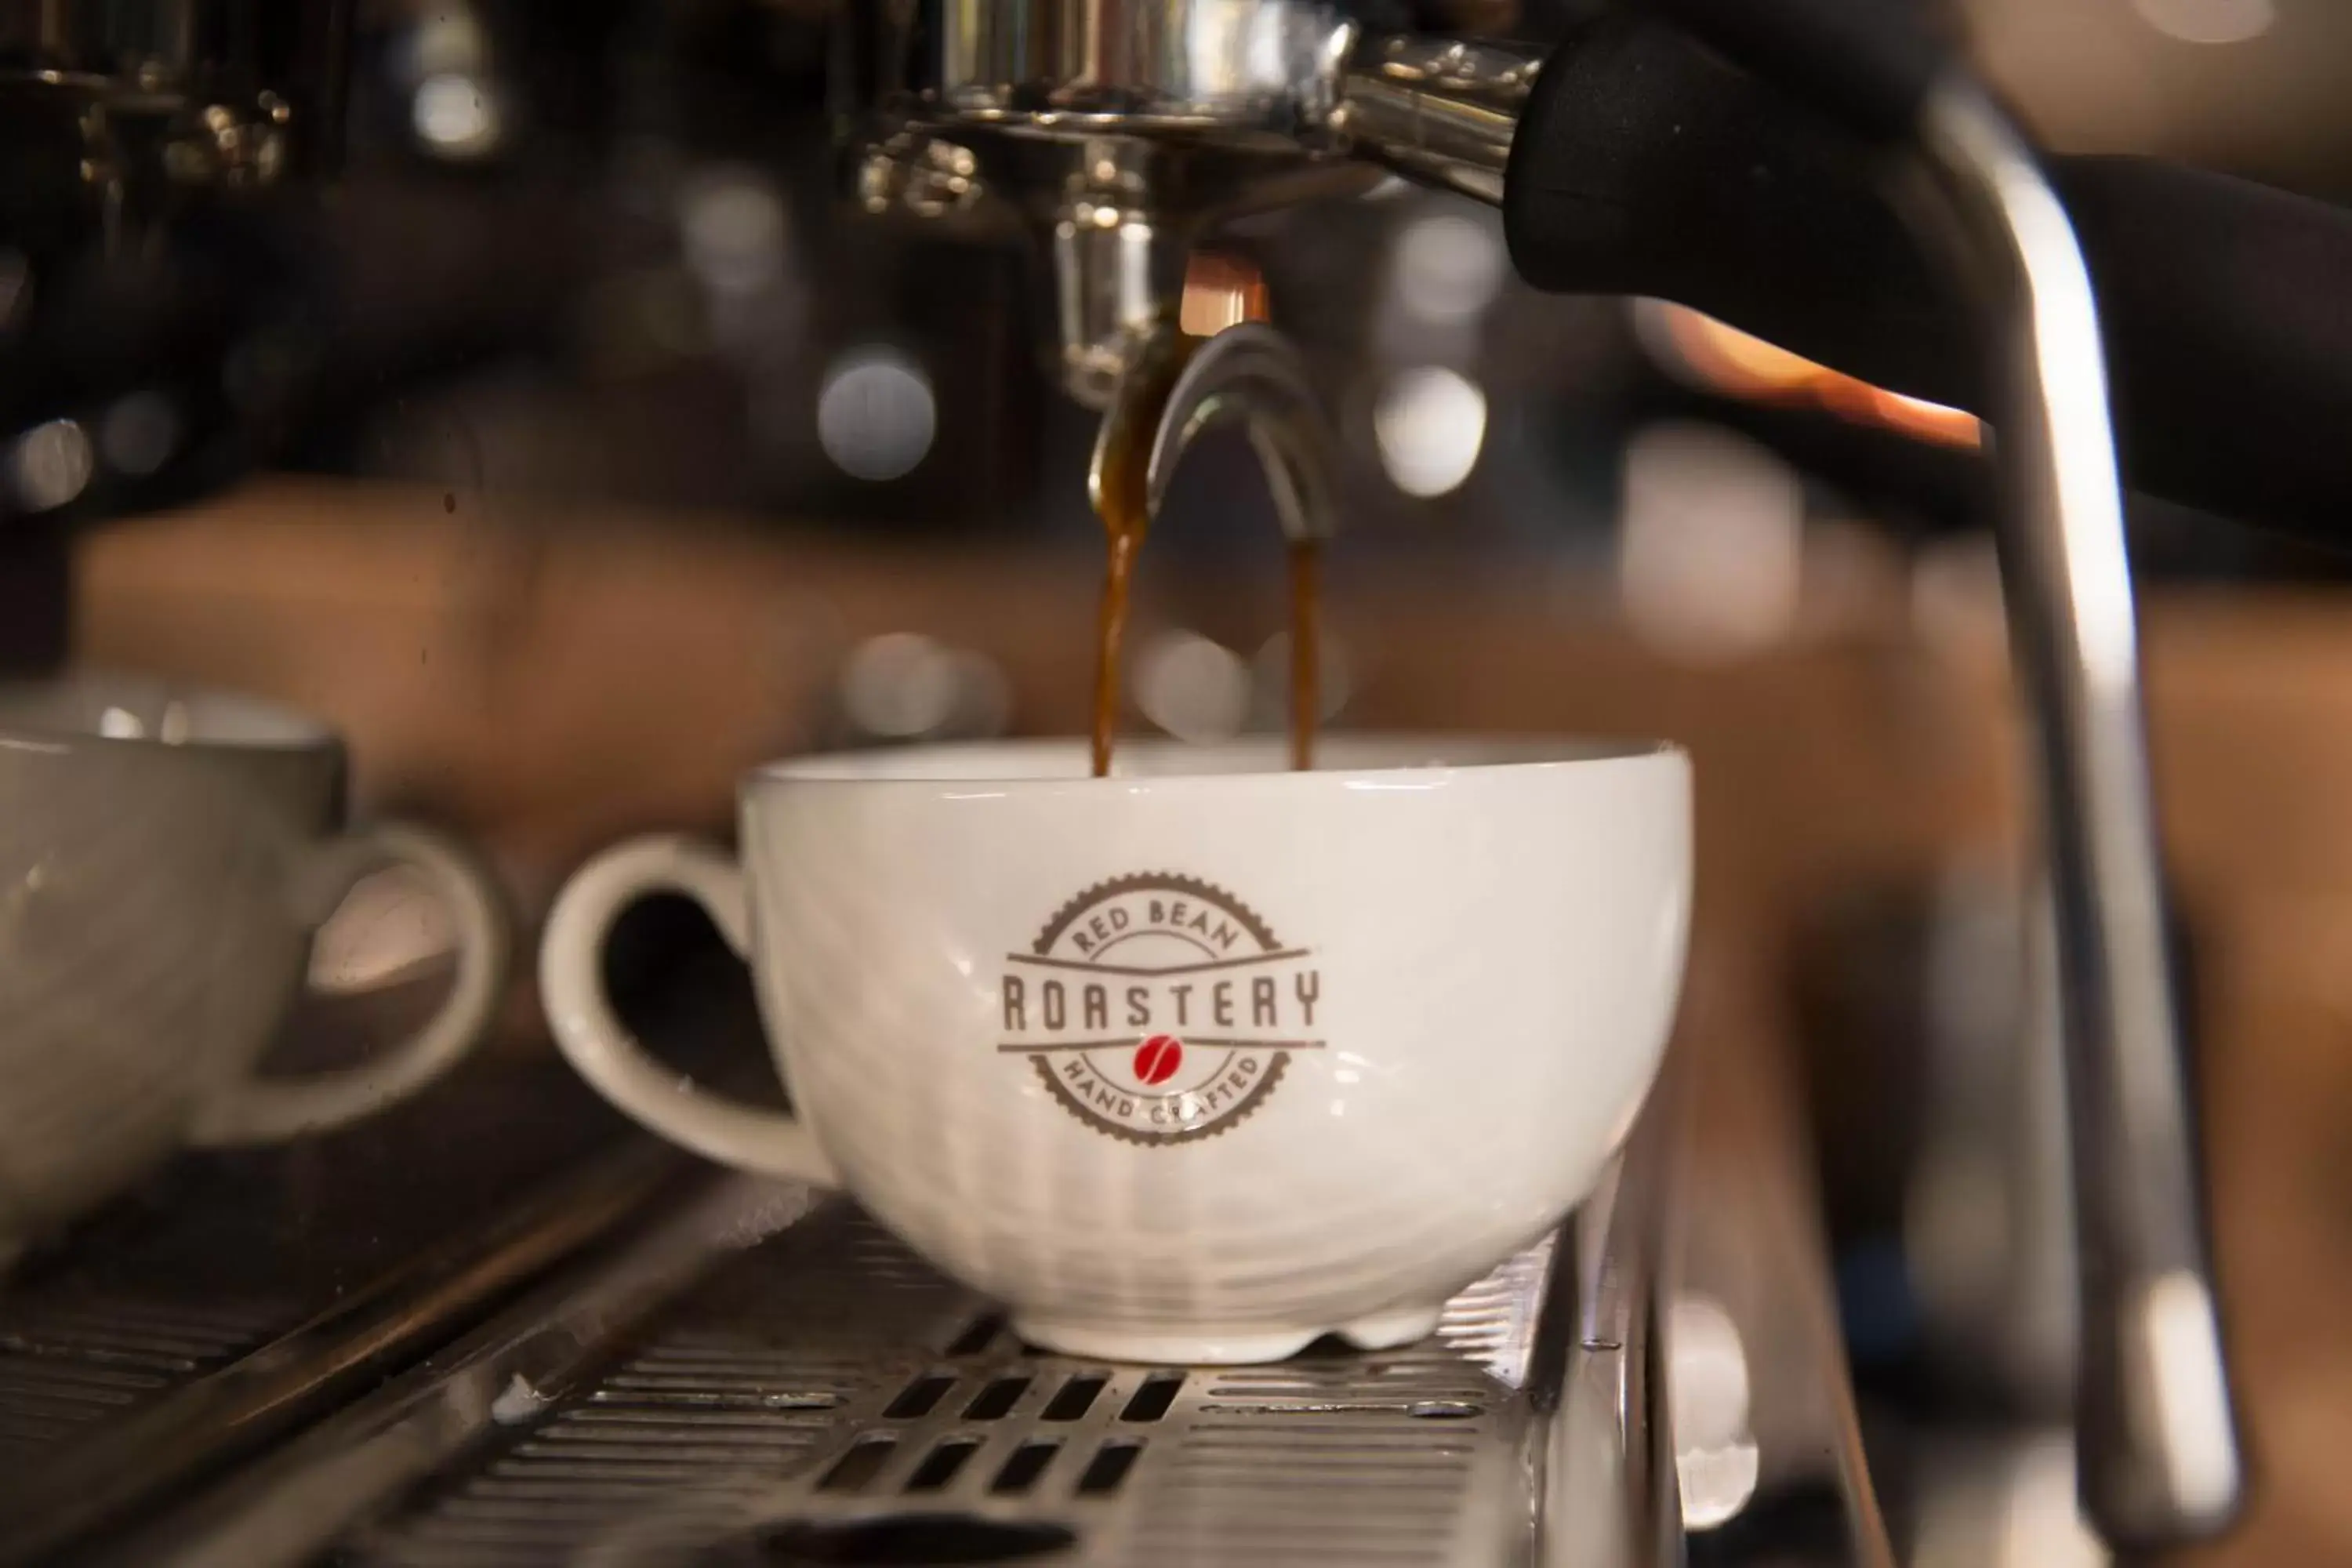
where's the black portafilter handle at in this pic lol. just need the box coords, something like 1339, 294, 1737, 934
1642, 0, 1951, 142
1504, 12, 2352, 543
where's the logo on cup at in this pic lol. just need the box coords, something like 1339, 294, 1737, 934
1000, 873, 1323, 1145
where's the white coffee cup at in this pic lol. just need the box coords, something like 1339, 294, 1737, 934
542, 736, 1690, 1364
0, 674, 510, 1269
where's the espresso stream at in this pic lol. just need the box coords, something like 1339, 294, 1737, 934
1090, 356, 1319, 778
1285, 538, 1320, 773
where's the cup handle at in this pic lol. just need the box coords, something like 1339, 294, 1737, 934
191, 821, 512, 1147
539, 835, 839, 1186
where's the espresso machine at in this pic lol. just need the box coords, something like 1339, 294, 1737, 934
6, 1, 2352, 1563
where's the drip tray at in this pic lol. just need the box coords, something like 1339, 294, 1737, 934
359, 1206, 1553, 1567
140, 1188, 1588, 1568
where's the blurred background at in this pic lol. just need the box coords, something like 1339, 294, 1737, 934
5, 0, 2352, 1563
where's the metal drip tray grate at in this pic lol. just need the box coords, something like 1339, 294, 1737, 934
0, 1292, 296, 1465
323, 1202, 1566, 1568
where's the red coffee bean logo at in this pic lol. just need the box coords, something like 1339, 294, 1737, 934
1133, 1035, 1184, 1087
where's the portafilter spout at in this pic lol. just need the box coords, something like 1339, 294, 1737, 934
1088, 315, 1338, 769
1126, 320, 1335, 549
